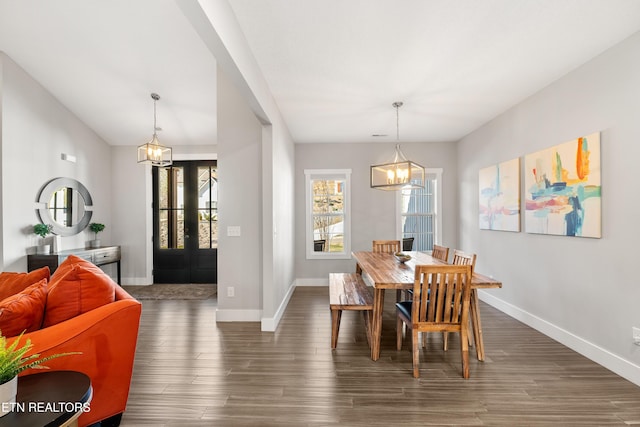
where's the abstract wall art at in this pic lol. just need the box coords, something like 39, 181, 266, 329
524, 132, 601, 238
479, 157, 520, 232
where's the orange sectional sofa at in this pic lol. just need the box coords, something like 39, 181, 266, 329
0, 256, 142, 427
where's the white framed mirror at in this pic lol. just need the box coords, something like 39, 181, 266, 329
36, 177, 93, 236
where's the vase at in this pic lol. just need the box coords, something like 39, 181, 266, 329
90, 239, 101, 248
36, 244, 51, 255
0, 375, 17, 417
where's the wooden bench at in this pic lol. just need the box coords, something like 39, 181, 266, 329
329, 272, 374, 349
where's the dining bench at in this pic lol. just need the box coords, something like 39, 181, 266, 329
329, 272, 374, 349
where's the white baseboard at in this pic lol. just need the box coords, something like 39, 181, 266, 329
215, 308, 262, 322
261, 281, 296, 332
478, 290, 640, 387
120, 277, 152, 286
295, 277, 328, 286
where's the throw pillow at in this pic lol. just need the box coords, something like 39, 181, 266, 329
43, 255, 116, 328
0, 266, 50, 302
0, 278, 48, 337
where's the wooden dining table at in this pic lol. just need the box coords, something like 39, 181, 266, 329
352, 250, 502, 361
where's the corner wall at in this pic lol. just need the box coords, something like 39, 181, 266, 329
0, 53, 113, 273
457, 31, 640, 385
295, 141, 458, 281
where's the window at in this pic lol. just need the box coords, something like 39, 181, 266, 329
397, 169, 442, 251
305, 169, 351, 259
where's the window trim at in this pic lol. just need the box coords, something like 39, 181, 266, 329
396, 168, 443, 249
305, 169, 352, 260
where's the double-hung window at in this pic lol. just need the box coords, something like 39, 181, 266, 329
305, 169, 351, 259
397, 169, 442, 251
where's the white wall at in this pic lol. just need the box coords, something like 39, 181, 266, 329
295, 141, 458, 281
457, 31, 640, 385
0, 53, 113, 274
216, 67, 263, 321
179, 1, 297, 330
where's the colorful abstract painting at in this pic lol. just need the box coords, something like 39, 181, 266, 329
479, 157, 521, 232
524, 132, 601, 238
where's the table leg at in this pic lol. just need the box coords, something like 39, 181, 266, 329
469, 289, 485, 361
371, 288, 385, 361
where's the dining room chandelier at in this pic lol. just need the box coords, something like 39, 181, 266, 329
370, 102, 425, 190
137, 92, 172, 167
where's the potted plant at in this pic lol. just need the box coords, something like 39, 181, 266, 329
33, 223, 53, 254
89, 222, 105, 248
0, 331, 79, 417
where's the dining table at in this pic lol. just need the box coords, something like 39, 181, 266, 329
352, 250, 502, 361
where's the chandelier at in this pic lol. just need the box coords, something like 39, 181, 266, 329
370, 102, 425, 190
137, 93, 172, 167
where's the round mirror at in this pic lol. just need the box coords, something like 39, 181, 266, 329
36, 178, 93, 236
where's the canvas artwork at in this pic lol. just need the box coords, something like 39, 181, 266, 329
479, 157, 521, 232
524, 132, 601, 238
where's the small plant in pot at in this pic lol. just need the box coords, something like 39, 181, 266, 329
89, 222, 105, 248
33, 223, 53, 254
0, 331, 80, 417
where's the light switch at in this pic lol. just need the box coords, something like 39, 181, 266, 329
227, 226, 241, 237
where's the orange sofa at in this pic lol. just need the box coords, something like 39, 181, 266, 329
0, 256, 142, 427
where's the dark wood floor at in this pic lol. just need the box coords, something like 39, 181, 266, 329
120, 287, 640, 426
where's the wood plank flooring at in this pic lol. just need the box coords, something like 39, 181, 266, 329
120, 287, 640, 426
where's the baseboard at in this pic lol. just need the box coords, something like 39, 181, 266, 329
215, 308, 262, 322
120, 277, 151, 286
261, 281, 296, 332
478, 290, 640, 387
295, 277, 328, 286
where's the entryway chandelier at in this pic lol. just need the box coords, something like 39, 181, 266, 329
137, 92, 172, 167
370, 102, 425, 190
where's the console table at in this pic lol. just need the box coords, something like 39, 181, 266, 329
28, 246, 121, 285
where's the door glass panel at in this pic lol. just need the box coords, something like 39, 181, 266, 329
158, 166, 184, 249
197, 166, 218, 249
159, 210, 169, 249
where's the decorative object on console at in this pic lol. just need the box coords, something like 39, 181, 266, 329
524, 132, 601, 238
35, 177, 94, 237
33, 223, 53, 254
370, 102, 425, 190
137, 92, 172, 167
89, 222, 105, 248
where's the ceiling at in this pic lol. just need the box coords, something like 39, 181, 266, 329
1, 1, 640, 147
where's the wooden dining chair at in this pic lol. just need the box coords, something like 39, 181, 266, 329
444, 249, 477, 350
372, 240, 401, 254
431, 244, 450, 262
396, 264, 473, 378
372, 240, 403, 301
451, 249, 476, 271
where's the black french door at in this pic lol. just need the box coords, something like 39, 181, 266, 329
152, 161, 218, 283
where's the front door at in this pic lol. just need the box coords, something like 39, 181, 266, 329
152, 161, 218, 283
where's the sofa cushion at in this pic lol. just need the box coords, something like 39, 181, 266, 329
0, 278, 48, 337
43, 255, 116, 328
0, 266, 50, 302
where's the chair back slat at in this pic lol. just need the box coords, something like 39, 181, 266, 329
432, 244, 449, 262
413, 265, 472, 326
372, 240, 401, 254
451, 249, 476, 273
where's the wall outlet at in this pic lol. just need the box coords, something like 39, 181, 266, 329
633, 327, 640, 346
227, 286, 235, 298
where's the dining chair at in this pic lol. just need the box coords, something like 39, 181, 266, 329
444, 249, 477, 350
431, 244, 450, 262
372, 240, 401, 254
402, 237, 415, 251
372, 240, 403, 301
396, 264, 473, 378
